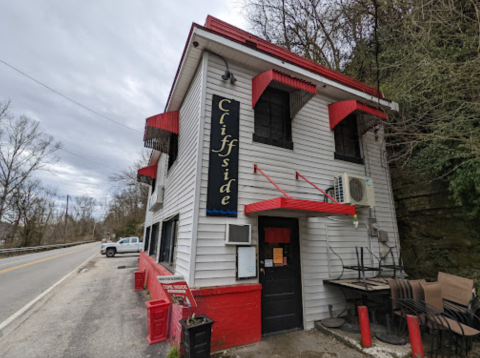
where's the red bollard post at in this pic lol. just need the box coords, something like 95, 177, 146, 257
358, 306, 372, 347
145, 299, 170, 344
407, 315, 424, 358
134, 271, 145, 291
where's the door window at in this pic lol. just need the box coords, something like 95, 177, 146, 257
119, 238, 130, 244
131, 238, 138, 244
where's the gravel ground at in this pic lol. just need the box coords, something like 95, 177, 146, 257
0, 253, 170, 358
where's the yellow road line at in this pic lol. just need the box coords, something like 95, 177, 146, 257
0, 246, 91, 275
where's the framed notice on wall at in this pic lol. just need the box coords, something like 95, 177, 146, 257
236, 246, 257, 280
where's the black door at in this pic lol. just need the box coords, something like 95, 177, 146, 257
259, 216, 303, 334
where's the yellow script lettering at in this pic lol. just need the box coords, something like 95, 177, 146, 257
219, 99, 231, 112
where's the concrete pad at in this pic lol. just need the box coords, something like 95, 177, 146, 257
0, 253, 171, 358
315, 322, 411, 358
213, 329, 365, 358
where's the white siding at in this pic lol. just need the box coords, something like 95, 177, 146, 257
143, 60, 204, 282
194, 56, 400, 330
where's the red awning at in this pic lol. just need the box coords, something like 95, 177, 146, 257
245, 197, 355, 217
328, 100, 388, 131
144, 111, 179, 152
137, 165, 157, 185
252, 70, 317, 118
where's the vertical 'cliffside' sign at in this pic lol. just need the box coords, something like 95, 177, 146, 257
206, 95, 240, 217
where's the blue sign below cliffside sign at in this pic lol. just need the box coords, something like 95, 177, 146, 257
206, 95, 240, 217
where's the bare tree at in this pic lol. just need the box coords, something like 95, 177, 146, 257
103, 150, 150, 238
5, 180, 59, 247
242, 0, 379, 71
0, 100, 61, 222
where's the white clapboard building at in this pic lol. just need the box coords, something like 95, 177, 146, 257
136, 16, 400, 351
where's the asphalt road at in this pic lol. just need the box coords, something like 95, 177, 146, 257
0, 242, 99, 324
0, 252, 168, 358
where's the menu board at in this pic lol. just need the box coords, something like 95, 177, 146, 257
237, 246, 257, 279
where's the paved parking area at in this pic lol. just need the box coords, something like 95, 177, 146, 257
0, 253, 170, 358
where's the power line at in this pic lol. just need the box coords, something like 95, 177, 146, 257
0, 58, 143, 134
59, 148, 117, 171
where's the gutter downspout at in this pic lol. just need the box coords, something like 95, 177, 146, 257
188, 52, 209, 287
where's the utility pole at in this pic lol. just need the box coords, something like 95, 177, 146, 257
92, 221, 96, 241
64, 195, 69, 244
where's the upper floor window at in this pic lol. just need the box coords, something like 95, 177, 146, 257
159, 216, 178, 271
334, 114, 364, 164
168, 134, 178, 170
253, 87, 293, 150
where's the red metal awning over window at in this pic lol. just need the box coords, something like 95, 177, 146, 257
328, 100, 388, 131
137, 165, 157, 185
143, 111, 179, 152
252, 70, 317, 118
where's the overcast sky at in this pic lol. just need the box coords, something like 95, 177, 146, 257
0, 0, 246, 204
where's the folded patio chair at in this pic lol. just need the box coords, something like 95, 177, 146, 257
387, 279, 403, 323
420, 281, 480, 357
437, 272, 480, 327
410, 279, 426, 302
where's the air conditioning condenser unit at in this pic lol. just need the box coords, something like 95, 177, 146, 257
334, 173, 375, 208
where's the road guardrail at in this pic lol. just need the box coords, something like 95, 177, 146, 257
0, 241, 96, 257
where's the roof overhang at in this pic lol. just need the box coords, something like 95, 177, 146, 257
244, 197, 355, 217
164, 18, 399, 114
137, 165, 157, 185
328, 100, 388, 131
252, 69, 317, 118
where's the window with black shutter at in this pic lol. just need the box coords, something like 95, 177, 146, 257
159, 216, 178, 271
334, 114, 364, 164
168, 134, 178, 170
253, 87, 293, 150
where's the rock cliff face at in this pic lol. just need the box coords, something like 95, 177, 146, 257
391, 166, 480, 281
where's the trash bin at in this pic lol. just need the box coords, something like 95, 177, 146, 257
145, 299, 170, 344
134, 271, 145, 291
180, 315, 215, 358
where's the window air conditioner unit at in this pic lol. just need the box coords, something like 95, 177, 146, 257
225, 224, 252, 245
334, 173, 375, 208
148, 185, 165, 212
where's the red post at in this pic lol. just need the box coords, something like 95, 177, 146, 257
146, 299, 170, 344
358, 306, 371, 347
134, 271, 145, 291
407, 315, 425, 358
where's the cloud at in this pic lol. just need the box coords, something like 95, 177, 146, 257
0, 0, 246, 201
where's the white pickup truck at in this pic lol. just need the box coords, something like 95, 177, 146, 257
101, 237, 142, 257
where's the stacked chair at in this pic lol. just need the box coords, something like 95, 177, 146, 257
387, 273, 480, 357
